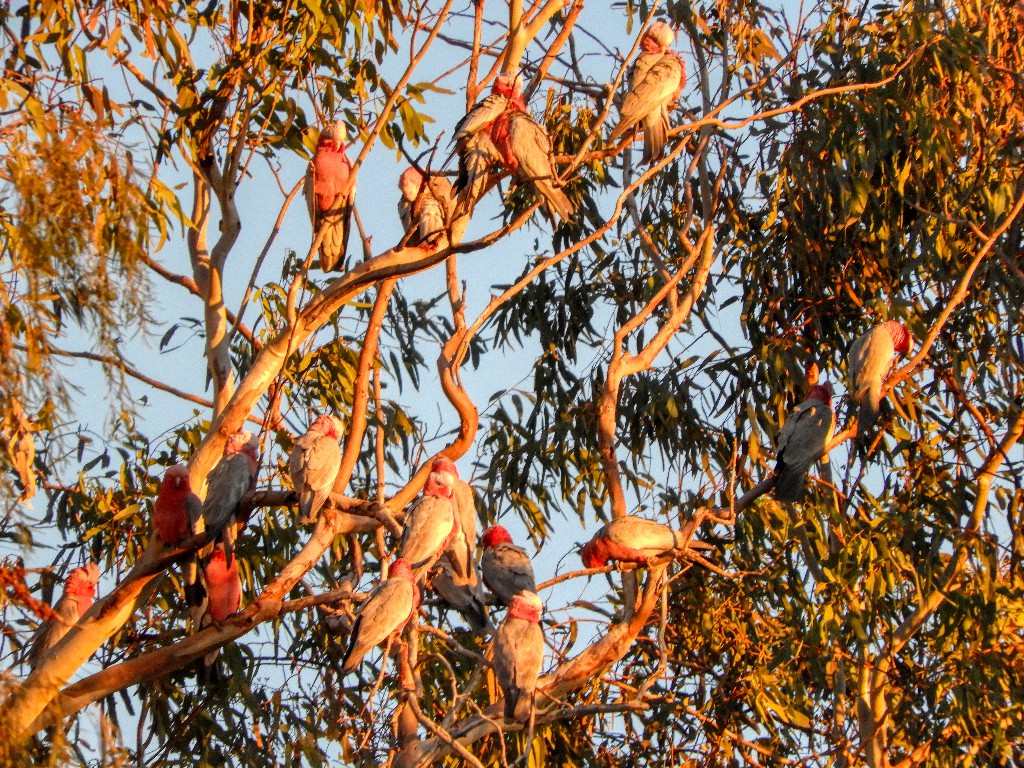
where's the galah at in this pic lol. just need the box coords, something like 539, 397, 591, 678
25, 562, 100, 670
153, 464, 201, 546
492, 590, 545, 723
609, 21, 687, 163
289, 414, 343, 525
341, 558, 418, 673
453, 73, 526, 215
481, 525, 536, 606
398, 470, 458, 581
197, 430, 259, 566
398, 168, 455, 249
848, 321, 912, 434
192, 545, 242, 684
774, 383, 836, 502
581, 516, 682, 568
305, 122, 355, 271
505, 110, 575, 223
428, 457, 489, 632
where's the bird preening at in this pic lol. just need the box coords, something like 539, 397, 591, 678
398, 167, 455, 249
24, 563, 100, 670
453, 72, 575, 223
610, 21, 687, 164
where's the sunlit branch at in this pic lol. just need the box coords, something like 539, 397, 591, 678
140, 255, 260, 349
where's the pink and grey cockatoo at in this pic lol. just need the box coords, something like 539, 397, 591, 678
398, 167, 455, 249
289, 415, 343, 525
197, 430, 259, 566
848, 321, 913, 435
581, 516, 682, 568
153, 464, 201, 546
492, 590, 545, 723
192, 545, 242, 684
481, 525, 536, 606
453, 73, 527, 216
505, 110, 575, 223
305, 122, 355, 271
427, 457, 489, 632
610, 21, 687, 163
25, 562, 100, 670
774, 383, 836, 502
398, 469, 459, 581
341, 558, 419, 673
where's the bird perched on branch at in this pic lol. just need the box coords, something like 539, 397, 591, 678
848, 321, 913, 436
580, 515, 683, 568
154, 464, 201, 546
609, 21, 687, 163
341, 558, 418, 673
196, 430, 259, 567
25, 562, 100, 670
305, 122, 355, 271
184, 431, 258, 613
505, 110, 575, 223
453, 73, 526, 217
398, 468, 458, 581
398, 167, 455, 249
774, 382, 836, 502
481, 525, 536, 606
289, 414, 343, 525
192, 545, 242, 685
493, 590, 545, 723
427, 457, 489, 632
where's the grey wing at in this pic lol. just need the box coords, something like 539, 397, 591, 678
778, 401, 835, 476
454, 94, 510, 145
619, 54, 681, 127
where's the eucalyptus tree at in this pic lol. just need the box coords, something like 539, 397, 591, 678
1, 0, 1022, 766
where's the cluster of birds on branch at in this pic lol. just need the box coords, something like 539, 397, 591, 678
773, 320, 913, 502
305, 22, 687, 271
21, 21, 916, 728
24, 314, 909, 714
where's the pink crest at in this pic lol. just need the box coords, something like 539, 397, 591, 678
482, 525, 513, 549
807, 382, 834, 406
389, 558, 414, 580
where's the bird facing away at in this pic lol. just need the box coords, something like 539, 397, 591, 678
289, 414, 343, 525
774, 382, 836, 502
505, 110, 575, 223
341, 558, 418, 673
481, 525, 536, 606
610, 21, 687, 163
25, 562, 101, 670
848, 320, 913, 436
453, 73, 527, 216
197, 430, 259, 566
398, 470, 459, 581
581, 515, 684, 569
427, 456, 489, 632
305, 122, 355, 271
492, 590, 545, 722
154, 464, 201, 546
397, 167, 455, 249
